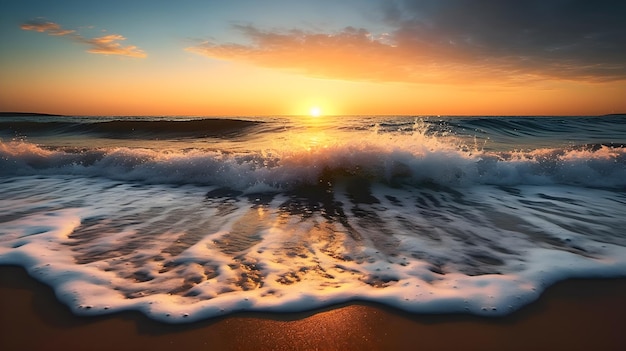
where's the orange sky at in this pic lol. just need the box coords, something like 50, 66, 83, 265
1, 1, 625, 116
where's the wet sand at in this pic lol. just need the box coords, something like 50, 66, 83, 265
1, 265, 625, 351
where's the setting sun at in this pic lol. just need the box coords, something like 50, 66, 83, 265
309, 106, 322, 117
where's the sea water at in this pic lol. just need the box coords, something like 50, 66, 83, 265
1, 114, 625, 322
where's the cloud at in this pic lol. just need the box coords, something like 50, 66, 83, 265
21, 20, 146, 58
187, 1, 626, 84
384, 0, 626, 82
186, 25, 471, 84
81, 34, 146, 58
187, 25, 424, 82
20, 21, 75, 36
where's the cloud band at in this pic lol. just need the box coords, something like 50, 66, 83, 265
21, 20, 146, 58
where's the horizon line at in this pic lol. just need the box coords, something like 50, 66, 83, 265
2, 111, 625, 118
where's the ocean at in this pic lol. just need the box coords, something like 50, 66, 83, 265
1, 114, 625, 323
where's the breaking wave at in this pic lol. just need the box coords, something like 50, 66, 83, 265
1, 139, 624, 190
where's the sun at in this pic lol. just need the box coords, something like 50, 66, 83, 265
309, 106, 322, 117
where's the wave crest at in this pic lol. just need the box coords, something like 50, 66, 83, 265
1, 139, 624, 190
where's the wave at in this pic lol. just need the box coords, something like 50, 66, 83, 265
2, 117, 626, 322
449, 115, 624, 142
1, 140, 624, 190
0, 118, 262, 139
449, 115, 626, 135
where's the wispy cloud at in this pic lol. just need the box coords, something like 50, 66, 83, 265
21, 20, 146, 58
186, 1, 626, 84
20, 21, 75, 36
81, 34, 146, 58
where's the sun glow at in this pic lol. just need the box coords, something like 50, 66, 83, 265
309, 106, 322, 117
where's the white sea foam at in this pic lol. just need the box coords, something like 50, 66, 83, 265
1, 175, 625, 322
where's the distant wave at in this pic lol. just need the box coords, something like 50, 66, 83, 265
436, 116, 626, 146
0, 112, 65, 117
462, 115, 623, 132
0, 118, 262, 139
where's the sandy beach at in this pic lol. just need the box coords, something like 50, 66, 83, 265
1, 265, 624, 351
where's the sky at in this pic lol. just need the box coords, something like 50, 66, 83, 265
1, 0, 625, 116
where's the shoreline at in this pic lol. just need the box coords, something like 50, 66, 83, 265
1, 265, 625, 350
